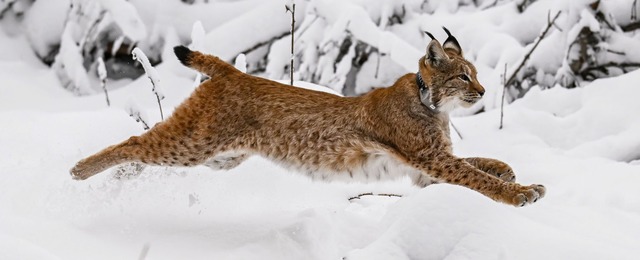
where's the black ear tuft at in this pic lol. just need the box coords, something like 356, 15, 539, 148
442, 27, 453, 37
174, 45, 193, 66
442, 27, 462, 56
424, 31, 436, 41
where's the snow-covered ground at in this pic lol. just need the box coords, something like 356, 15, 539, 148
2, 3, 640, 260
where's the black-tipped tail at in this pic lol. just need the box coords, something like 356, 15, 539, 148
174, 45, 192, 66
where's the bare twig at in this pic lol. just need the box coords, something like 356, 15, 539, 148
237, 31, 290, 58
97, 57, 110, 107
127, 108, 150, 130
632, 0, 638, 21
499, 63, 507, 129
481, 0, 498, 10
286, 3, 296, 86
500, 10, 561, 129
294, 15, 319, 44
348, 192, 403, 201
450, 121, 463, 140
156, 95, 163, 119
621, 20, 640, 32
374, 52, 381, 78
505, 11, 561, 88
138, 243, 150, 260
579, 62, 640, 79
606, 49, 625, 56
548, 10, 563, 32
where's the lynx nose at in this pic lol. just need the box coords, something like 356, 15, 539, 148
476, 85, 485, 97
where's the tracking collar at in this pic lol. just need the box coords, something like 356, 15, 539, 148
416, 72, 438, 112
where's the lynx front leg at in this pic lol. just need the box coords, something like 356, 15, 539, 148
411, 155, 545, 207
465, 157, 515, 182
70, 136, 141, 180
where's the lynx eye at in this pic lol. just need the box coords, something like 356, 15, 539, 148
458, 74, 470, 82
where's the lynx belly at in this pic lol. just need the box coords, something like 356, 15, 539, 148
281, 152, 439, 186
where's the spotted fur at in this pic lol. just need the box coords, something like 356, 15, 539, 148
70, 29, 545, 207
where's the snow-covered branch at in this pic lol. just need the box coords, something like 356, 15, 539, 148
97, 57, 110, 107
126, 102, 150, 130
132, 47, 165, 120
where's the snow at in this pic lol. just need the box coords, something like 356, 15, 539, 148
203, 1, 307, 61
2, 40, 640, 260
189, 21, 205, 51
52, 23, 93, 95
22, 0, 70, 59
234, 53, 248, 73
98, 0, 148, 42
2, 1, 640, 259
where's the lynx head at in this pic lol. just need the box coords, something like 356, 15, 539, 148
418, 27, 485, 112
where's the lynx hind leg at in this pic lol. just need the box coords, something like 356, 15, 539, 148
204, 152, 249, 171
464, 157, 516, 183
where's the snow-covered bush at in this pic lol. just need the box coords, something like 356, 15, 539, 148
2, 0, 640, 112
514, 0, 640, 94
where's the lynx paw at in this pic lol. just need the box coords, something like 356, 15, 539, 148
486, 163, 516, 183
69, 160, 94, 180
69, 166, 86, 180
493, 168, 516, 183
507, 184, 546, 207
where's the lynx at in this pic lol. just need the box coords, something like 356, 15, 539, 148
71, 28, 545, 207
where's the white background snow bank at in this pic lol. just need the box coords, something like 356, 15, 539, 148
1, 1, 640, 259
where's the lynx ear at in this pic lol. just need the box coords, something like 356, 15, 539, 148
442, 27, 462, 56
424, 31, 449, 67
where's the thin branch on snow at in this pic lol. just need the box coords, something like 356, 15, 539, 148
606, 49, 625, 56
294, 15, 319, 44
238, 31, 290, 59
138, 243, 150, 260
450, 121, 463, 140
481, 0, 499, 10
621, 20, 640, 32
632, 0, 638, 21
126, 102, 150, 130
97, 57, 110, 107
548, 10, 563, 32
286, 3, 296, 86
504, 11, 561, 89
579, 62, 640, 80
500, 63, 507, 129
348, 192, 403, 201
132, 47, 165, 120
500, 10, 561, 129
374, 52, 382, 79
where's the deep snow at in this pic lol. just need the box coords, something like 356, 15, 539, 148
1, 42, 640, 260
